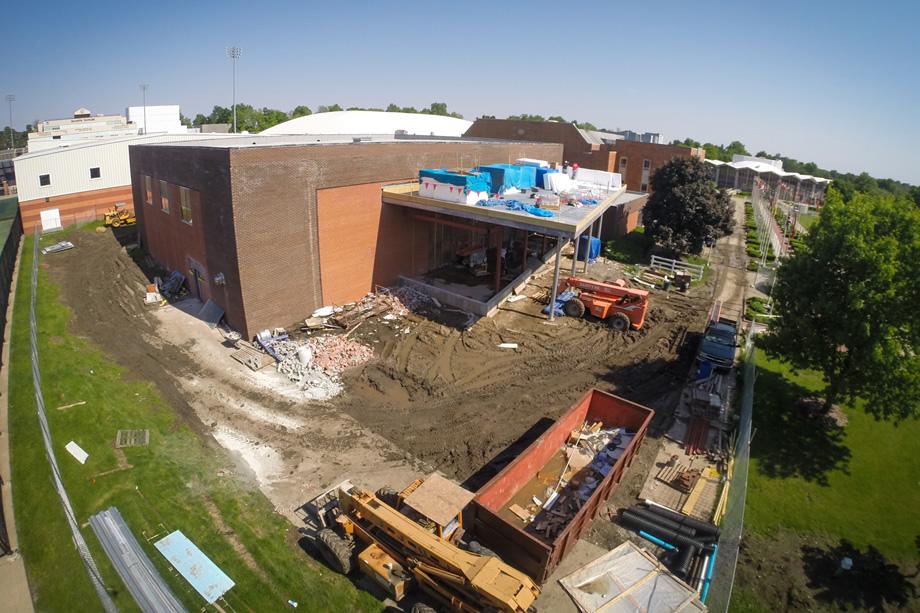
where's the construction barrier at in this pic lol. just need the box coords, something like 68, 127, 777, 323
649, 254, 705, 280
0, 203, 22, 557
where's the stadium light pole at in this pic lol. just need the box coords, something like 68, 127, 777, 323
5, 95, 14, 150
226, 46, 241, 132
139, 84, 149, 134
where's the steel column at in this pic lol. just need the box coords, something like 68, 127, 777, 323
548, 241, 564, 321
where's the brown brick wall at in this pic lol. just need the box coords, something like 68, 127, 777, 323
130, 146, 246, 331
464, 119, 616, 172
19, 185, 133, 233
132, 139, 560, 338
611, 141, 703, 192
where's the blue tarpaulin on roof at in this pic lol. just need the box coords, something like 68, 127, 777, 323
477, 164, 537, 194
419, 169, 491, 194
536, 167, 560, 189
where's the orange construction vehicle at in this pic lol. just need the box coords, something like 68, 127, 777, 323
559, 276, 649, 331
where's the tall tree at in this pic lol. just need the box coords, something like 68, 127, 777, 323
290, 105, 312, 118
642, 157, 734, 254
317, 104, 343, 113
762, 188, 920, 419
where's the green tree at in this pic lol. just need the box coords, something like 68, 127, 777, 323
762, 188, 920, 419
317, 104, 343, 113
192, 113, 208, 127
258, 108, 288, 131
179, 114, 193, 128
290, 105, 312, 118
206, 105, 232, 124
642, 157, 734, 254
547, 115, 567, 123
507, 114, 545, 122
575, 121, 597, 131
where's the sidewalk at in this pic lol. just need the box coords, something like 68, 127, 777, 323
0, 241, 35, 612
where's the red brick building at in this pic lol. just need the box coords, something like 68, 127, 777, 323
129, 136, 562, 337
464, 119, 704, 193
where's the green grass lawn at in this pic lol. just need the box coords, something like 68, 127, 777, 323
731, 349, 920, 611
797, 211, 819, 230
604, 227, 652, 265
10, 231, 382, 612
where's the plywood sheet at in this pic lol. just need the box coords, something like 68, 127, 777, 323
403, 473, 475, 527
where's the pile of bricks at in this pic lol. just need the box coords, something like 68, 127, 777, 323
307, 336, 374, 372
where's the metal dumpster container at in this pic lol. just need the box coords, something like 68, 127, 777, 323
468, 389, 654, 582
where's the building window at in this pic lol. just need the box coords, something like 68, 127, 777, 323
642, 159, 651, 169
90, 167, 101, 179
640, 183, 649, 192
39, 174, 51, 187
52, 135, 61, 140
160, 180, 170, 213
144, 175, 153, 205
179, 187, 192, 224
619, 157, 628, 172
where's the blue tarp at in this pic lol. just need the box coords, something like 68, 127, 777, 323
536, 167, 560, 189
577, 236, 602, 261
477, 164, 537, 194
476, 199, 555, 218
155, 530, 235, 604
542, 289, 577, 316
419, 169, 491, 194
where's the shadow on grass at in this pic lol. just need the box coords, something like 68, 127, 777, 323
751, 367, 851, 485
802, 539, 917, 611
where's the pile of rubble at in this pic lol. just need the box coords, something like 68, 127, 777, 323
307, 335, 374, 372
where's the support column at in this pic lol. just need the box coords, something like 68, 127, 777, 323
493, 226, 503, 292
583, 221, 595, 274
571, 232, 580, 275
548, 240, 564, 321
520, 231, 528, 274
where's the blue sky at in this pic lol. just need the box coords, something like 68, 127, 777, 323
4, 1, 918, 183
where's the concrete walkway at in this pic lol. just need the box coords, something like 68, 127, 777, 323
0, 241, 35, 612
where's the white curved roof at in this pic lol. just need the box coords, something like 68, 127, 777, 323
261, 110, 472, 137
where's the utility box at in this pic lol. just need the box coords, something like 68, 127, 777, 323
468, 389, 654, 583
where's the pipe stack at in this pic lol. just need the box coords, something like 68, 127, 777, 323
619, 501, 720, 599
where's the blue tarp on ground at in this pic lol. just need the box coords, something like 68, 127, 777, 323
419, 169, 491, 194
154, 530, 235, 604
476, 164, 537, 194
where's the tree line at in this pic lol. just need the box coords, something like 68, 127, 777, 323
672, 137, 919, 204
189, 101, 463, 133
499, 114, 599, 131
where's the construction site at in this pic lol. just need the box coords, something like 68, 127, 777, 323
23, 164, 748, 610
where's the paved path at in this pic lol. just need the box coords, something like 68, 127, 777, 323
0, 241, 35, 612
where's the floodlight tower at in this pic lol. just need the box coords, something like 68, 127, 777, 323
226, 46, 242, 132
5, 95, 14, 150
139, 84, 149, 134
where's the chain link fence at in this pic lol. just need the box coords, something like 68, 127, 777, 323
706, 329, 756, 611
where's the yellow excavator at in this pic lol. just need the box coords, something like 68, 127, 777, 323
103, 205, 136, 228
305, 475, 539, 612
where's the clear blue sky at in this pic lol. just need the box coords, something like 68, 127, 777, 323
4, 0, 918, 184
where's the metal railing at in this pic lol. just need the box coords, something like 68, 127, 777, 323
28, 231, 118, 612
649, 254, 705, 279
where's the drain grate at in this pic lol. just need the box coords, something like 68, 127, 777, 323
115, 429, 150, 448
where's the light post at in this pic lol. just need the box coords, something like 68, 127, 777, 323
5, 94, 14, 150
226, 46, 241, 132
139, 84, 148, 134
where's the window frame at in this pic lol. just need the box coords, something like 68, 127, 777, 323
39, 174, 51, 187
89, 166, 101, 179
642, 159, 651, 170
179, 186, 193, 225
159, 180, 170, 214
619, 157, 628, 171
143, 175, 153, 205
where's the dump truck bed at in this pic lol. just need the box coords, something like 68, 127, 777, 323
467, 389, 654, 582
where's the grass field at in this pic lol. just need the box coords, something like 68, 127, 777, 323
730, 349, 920, 611
9, 230, 382, 612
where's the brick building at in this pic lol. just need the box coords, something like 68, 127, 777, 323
129, 135, 564, 337
464, 119, 703, 193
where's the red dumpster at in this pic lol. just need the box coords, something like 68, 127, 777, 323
467, 389, 654, 582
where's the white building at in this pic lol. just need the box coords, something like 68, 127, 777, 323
126, 105, 188, 135
14, 132, 234, 232
261, 110, 472, 138
706, 155, 830, 206
27, 107, 137, 152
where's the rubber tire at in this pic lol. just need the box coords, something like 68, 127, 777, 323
563, 298, 586, 318
376, 486, 399, 509
316, 528, 354, 574
608, 313, 630, 332
467, 540, 497, 558
411, 603, 437, 613
111, 220, 121, 228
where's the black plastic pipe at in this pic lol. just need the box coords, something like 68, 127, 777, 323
620, 514, 715, 553
642, 502, 721, 537
673, 545, 697, 579
623, 507, 698, 538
